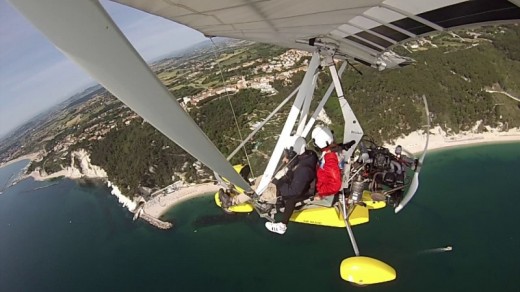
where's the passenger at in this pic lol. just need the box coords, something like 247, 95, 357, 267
265, 136, 318, 235
311, 125, 356, 200
219, 136, 307, 208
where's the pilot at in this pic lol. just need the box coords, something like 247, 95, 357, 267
265, 136, 318, 235
311, 125, 355, 201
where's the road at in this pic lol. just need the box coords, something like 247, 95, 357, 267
486, 89, 520, 102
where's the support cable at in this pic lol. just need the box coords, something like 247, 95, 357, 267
209, 38, 255, 179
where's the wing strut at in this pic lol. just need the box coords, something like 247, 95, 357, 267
255, 51, 321, 195
227, 80, 306, 161
323, 49, 364, 159
301, 62, 348, 137
8, 0, 251, 191
339, 191, 360, 256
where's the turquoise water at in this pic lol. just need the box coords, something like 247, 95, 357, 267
1, 143, 519, 291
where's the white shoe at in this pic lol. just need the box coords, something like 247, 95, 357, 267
265, 222, 287, 235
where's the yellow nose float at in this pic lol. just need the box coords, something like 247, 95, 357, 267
340, 256, 396, 285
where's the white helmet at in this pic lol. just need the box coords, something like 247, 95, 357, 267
286, 135, 306, 155
312, 125, 333, 149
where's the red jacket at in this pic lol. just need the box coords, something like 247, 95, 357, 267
316, 149, 342, 197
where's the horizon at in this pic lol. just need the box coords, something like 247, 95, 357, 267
0, 37, 212, 142
0, 0, 206, 138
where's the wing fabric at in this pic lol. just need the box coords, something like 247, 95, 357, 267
7, 0, 252, 192
114, 0, 520, 69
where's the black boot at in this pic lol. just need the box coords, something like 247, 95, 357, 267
254, 200, 273, 214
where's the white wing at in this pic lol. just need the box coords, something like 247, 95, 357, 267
113, 0, 520, 68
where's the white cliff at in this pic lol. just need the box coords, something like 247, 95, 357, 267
107, 181, 137, 211
29, 149, 107, 180
70, 149, 108, 178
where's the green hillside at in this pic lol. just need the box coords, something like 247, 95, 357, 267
323, 25, 520, 143
199, 25, 520, 174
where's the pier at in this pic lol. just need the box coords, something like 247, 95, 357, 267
139, 213, 173, 229
133, 204, 172, 229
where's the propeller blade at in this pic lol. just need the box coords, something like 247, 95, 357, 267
419, 94, 431, 165
395, 95, 430, 213
395, 172, 419, 213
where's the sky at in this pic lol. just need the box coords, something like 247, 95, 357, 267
0, 0, 206, 138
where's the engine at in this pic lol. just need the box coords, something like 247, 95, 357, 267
347, 141, 415, 206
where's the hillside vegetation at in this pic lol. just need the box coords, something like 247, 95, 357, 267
199, 25, 520, 172
323, 25, 520, 142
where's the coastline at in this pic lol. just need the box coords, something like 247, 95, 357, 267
0, 152, 40, 168
1, 151, 219, 224
107, 181, 137, 211
3, 126, 519, 221
143, 182, 220, 218
383, 126, 520, 155
27, 167, 83, 181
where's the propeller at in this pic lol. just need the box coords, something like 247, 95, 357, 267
395, 95, 430, 213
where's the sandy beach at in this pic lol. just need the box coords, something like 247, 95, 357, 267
384, 125, 520, 155
143, 182, 220, 218
0, 152, 40, 168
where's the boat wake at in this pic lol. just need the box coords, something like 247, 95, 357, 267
33, 182, 60, 191
419, 246, 453, 254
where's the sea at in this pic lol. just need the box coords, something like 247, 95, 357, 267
1, 143, 519, 292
